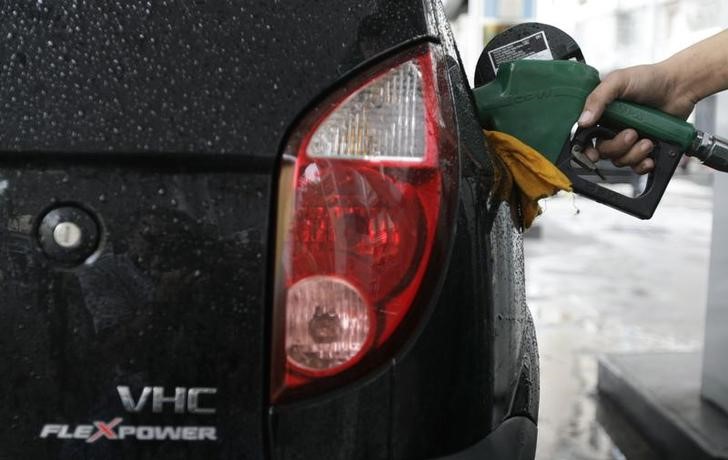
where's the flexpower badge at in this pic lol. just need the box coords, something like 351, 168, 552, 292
39, 419, 217, 443
39, 386, 218, 443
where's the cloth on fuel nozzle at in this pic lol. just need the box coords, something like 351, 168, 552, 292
485, 130, 572, 229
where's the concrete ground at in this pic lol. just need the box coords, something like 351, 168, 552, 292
526, 168, 714, 460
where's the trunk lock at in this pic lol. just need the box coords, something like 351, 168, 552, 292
37, 206, 100, 264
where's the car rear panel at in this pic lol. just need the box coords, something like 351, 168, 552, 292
0, 1, 437, 459
0, 159, 271, 459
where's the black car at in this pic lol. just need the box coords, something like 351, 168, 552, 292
0, 1, 539, 459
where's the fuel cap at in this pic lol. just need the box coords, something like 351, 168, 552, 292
37, 206, 100, 264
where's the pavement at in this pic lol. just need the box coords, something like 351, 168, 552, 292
525, 168, 714, 460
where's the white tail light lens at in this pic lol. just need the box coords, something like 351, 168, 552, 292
272, 44, 458, 401
286, 276, 374, 373
308, 61, 426, 162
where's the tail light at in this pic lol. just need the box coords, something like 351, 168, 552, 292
271, 44, 458, 402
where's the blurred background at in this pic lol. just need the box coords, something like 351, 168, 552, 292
448, 0, 727, 84
445, 1, 728, 459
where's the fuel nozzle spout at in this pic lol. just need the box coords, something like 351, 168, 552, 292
690, 131, 728, 172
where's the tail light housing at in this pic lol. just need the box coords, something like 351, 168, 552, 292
272, 44, 458, 402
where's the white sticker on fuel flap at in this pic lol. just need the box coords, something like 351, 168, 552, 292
487, 31, 554, 74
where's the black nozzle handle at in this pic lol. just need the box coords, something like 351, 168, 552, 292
556, 136, 683, 219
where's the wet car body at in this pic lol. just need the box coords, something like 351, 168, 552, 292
0, 1, 538, 459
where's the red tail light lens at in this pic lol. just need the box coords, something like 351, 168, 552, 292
272, 44, 457, 401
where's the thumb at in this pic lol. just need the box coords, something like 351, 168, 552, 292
579, 71, 628, 127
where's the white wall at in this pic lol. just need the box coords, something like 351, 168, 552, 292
450, 0, 727, 79
537, 0, 726, 74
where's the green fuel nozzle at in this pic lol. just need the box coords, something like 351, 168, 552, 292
473, 59, 728, 219
602, 99, 728, 172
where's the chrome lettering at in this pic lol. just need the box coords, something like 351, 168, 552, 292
117, 386, 152, 413
187, 388, 217, 414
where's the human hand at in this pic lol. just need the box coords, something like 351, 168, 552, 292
578, 63, 697, 174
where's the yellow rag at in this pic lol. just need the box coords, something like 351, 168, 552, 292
485, 130, 573, 229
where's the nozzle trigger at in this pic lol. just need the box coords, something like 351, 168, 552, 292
570, 145, 606, 180
569, 125, 616, 180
